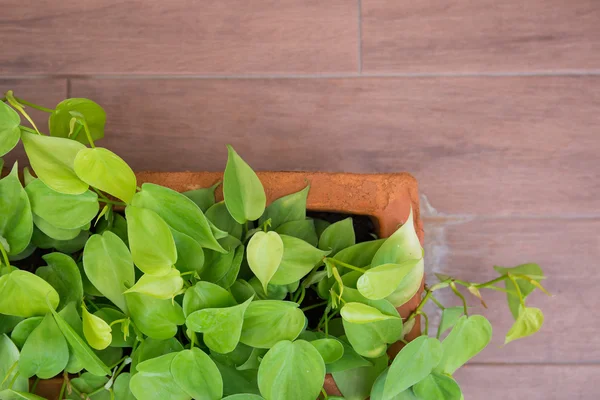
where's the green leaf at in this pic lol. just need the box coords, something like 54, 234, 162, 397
332, 354, 388, 400
183, 181, 220, 212
494, 264, 544, 319
94, 308, 134, 348
214, 360, 261, 396
341, 302, 400, 324
83, 231, 135, 314
32, 227, 89, 254
326, 338, 372, 373
32, 213, 82, 241
132, 183, 225, 252
21, 131, 88, 194
113, 373, 135, 400
19, 313, 69, 378
247, 231, 284, 292
310, 338, 344, 364
372, 208, 421, 267
259, 185, 309, 229
357, 259, 421, 300
171, 348, 223, 400
172, 229, 205, 275
436, 315, 492, 375
67, 372, 110, 399
210, 342, 253, 368
223, 145, 266, 224
49, 98, 106, 144
25, 179, 98, 230
236, 347, 267, 371
318, 218, 355, 256
202, 246, 243, 286
0, 270, 59, 317
206, 201, 243, 240
126, 205, 177, 276
51, 305, 111, 376
384, 336, 442, 399
74, 147, 136, 203
230, 279, 256, 304
240, 300, 305, 348
183, 281, 237, 318
0, 102, 20, 157
370, 370, 418, 400
505, 306, 544, 344
0, 164, 33, 255
275, 219, 318, 247
258, 340, 325, 400
82, 306, 112, 350
10, 317, 43, 350
124, 269, 184, 300
130, 337, 184, 374
125, 292, 185, 339
223, 395, 265, 400
248, 278, 288, 301
0, 333, 28, 392
130, 353, 190, 400
384, 259, 425, 308
334, 239, 386, 269
187, 297, 253, 354
35, 252, 83, 310
412, 373, 462, 400
270, 234, 329, 286
313, 218, 330, 238
436, 307, 464, 338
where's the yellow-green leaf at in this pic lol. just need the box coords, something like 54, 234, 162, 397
247, 231, 284, 292
82, 306, 112, 350
124, 269, 184, 300
505, 306, 544, 344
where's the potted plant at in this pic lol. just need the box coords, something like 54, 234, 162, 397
0, 92, 548, 400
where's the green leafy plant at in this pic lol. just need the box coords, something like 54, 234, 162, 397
0, 92, 549, 400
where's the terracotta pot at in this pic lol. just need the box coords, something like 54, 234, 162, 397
28, 171, 425, 400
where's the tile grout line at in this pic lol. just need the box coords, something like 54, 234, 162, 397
358, 0, 363, 74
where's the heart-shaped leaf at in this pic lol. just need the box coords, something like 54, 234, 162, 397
318, 218, 355, 256
332, 353, 388, 400
35, 252, 83, 310
94, 308, 134, 348
372, 207, 422, 267
384, 336, 442, 399
259, 185, 309, 230
187, 297, 252, 354
130, 337, 184, 374
171, 348, 223, 400
334, 239, 386, 269
370, 370, 419, 400
505, 306, 544, 344
130, 353, 190, 400
240, 300, 305, 348
183, 181, 220, 212
0, 164, 33, 255
124, 269, 184, 299
230, 280, 257, 304
357, 259, 421, 300
247, 231, 284, 292
32, 214, 82, 241
19, 313, 69, 378
74, 147, 136, 203
25, 179, 98, 230
125, 292, 185, 340
132, 183, 225, 252
326, 338, 372, 373
0, 270, 59, 317
412, 373, 462, 400
384, 259, 425, 308
10, 317, 43, 350
183, 281, 237, 318
171, 229, 205, 275
113, 373, 135, 400
82, 306, 112, 350
310, 338, 344, 364
0, 102, 20, 157
341, 302, 400, 324
206, 201, 243, 240
269, 234, 329, 286
0, 333, 28, 392
436, 315, 492, 375
21, 131, 88, 194
275, 219, 318, 247
83, 231, 135, 314
494, 263, 545, 319
258, 340, 325, 400
223, 145, 266, 224
126, 205, 177, 276
49, 98, 106, 144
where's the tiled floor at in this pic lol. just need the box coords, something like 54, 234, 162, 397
2, 1, 599, 398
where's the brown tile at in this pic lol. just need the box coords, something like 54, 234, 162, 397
0, 0, 358, 75
424, 218, 600, 363
0, 79, 68, 167
362, 0, 600, 73
71, 76, 600, 216
455, 365, 598, 400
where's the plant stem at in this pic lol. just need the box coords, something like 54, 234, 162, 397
430, 294, 445, 310
295, 286, 306, 305
325, 258, 366, 274
31, 377, 40, 394
321, 387, 328, 400
80, 118, 96, 148
0, 243, 10, 268
450, 282, 469, 316
474, 275, 510, 289
58, 377, 67, 400
19, 125, 38, 135
14, 96, 54, 113
301, 301, 328, 312
508, 274, 525, 307
417, 311, 429, 335
1, 361, 18, 386
5, 91, 42, 135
